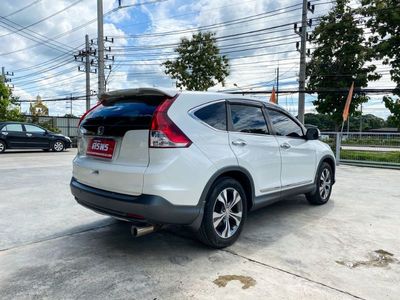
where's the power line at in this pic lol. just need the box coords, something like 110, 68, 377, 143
0, 19, 72, 54
0, 0, 166, 56
15, 74, 89, 93
226, 88, 398, 94
2, 0, 42, 18
112, 32, 298, 51
113, 7, 302, 39
0, 16, 75, 53
11, 45, 84, 73
0, 0, 83, 38
12, 66, 77, 86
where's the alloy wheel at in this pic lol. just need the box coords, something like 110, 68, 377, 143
319, 168, 331, 200
54, 141, 64, 152
212, 188, 243, 239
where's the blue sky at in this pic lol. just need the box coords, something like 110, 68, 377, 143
0, 0, 395, 118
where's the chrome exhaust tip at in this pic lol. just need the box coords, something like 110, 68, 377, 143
131, 225, 156, 237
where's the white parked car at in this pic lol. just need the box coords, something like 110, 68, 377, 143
70, 88, 335, 248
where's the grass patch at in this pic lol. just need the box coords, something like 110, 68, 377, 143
342, 138, 400, 147
341, 150, 400, 164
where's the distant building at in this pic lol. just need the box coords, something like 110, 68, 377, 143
29, 95, 49, 116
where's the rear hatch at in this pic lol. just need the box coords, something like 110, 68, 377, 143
73, 88, 175, 195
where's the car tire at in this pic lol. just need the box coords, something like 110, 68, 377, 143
306, 162, 333, 205
0, 140, 6, 153
52, 140, 65, 152
197, 177, 247, 248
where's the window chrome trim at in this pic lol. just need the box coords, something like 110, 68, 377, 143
259, 186, 281, 193
259, 180, 313, 194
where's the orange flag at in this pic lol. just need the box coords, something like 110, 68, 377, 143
342, 82, 354, 122
270, 87, 276, 103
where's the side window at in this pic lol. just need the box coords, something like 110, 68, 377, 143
194, 102, 227, 131
3, 124, 24, 132
268, 109, 304, 138
230, 104, 268, 134
24, 125, 45, 133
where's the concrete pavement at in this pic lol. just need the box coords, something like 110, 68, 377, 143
0, 149, 399, 299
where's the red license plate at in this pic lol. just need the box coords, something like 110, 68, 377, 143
87, 138, 116, 159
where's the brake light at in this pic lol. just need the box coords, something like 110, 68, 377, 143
78, 102, 102, 126
149, 97, 192, 148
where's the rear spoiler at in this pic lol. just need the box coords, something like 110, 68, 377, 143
100, 88, 178, 103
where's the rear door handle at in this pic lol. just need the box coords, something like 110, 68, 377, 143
280, 142, 291, 149
232, 139, 247, 146
26, 133, 32, 137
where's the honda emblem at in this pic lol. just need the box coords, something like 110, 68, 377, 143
97, 126, 105, 136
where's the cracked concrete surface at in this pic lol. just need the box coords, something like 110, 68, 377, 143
0, 149, 399, 299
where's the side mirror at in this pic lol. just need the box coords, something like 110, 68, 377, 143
306, 127, 320, 140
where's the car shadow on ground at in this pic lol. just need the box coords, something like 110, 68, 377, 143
74, 194, 335, 255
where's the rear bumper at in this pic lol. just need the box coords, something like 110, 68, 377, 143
70, 177, 201, 225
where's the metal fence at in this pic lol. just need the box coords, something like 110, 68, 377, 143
320, 132, 400, 168
25, 115, 80, 137
20, 116, 400, 167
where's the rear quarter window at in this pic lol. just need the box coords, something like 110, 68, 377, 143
193, 102, 227, 131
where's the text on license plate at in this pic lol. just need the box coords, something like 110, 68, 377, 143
87, 138, 116, 159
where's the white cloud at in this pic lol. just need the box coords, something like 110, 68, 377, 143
0, 0, 396, 118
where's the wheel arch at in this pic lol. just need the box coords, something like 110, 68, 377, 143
199, 166, 255, 212
0, 138, 7, 148
317, 155, 336, 184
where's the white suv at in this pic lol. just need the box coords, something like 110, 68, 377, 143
71, 88, 335, 248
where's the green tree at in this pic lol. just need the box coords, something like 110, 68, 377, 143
361, 0, 400, 131
387, 115, 399, 128
307, 0, 380, 129
162, 32, 229, 91
0, 80, 24, 122
305, 112, 386, 131
383, 98, 400, 130
305, 113, 336, 131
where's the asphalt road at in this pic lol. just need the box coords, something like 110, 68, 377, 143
1, 149, 399, 299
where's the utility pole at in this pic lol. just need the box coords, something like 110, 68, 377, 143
97, 0, 105, 96
359, 103, 363, 136
70, 93, 73, 116
74, 35, 97, 111
276, 66, 279, 104
1, 67, 14, 95
85, 34, 91, 111
298, 0, 308, 124
0, 67, 4, 101
295, 0, 314, 124
65, 93, 73, 136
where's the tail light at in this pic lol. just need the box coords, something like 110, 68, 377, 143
78, 102, 102, 127
77, 102, 102, 155
149, 97, 192, 148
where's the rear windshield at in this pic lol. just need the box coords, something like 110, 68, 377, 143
81, 96, 164, 136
